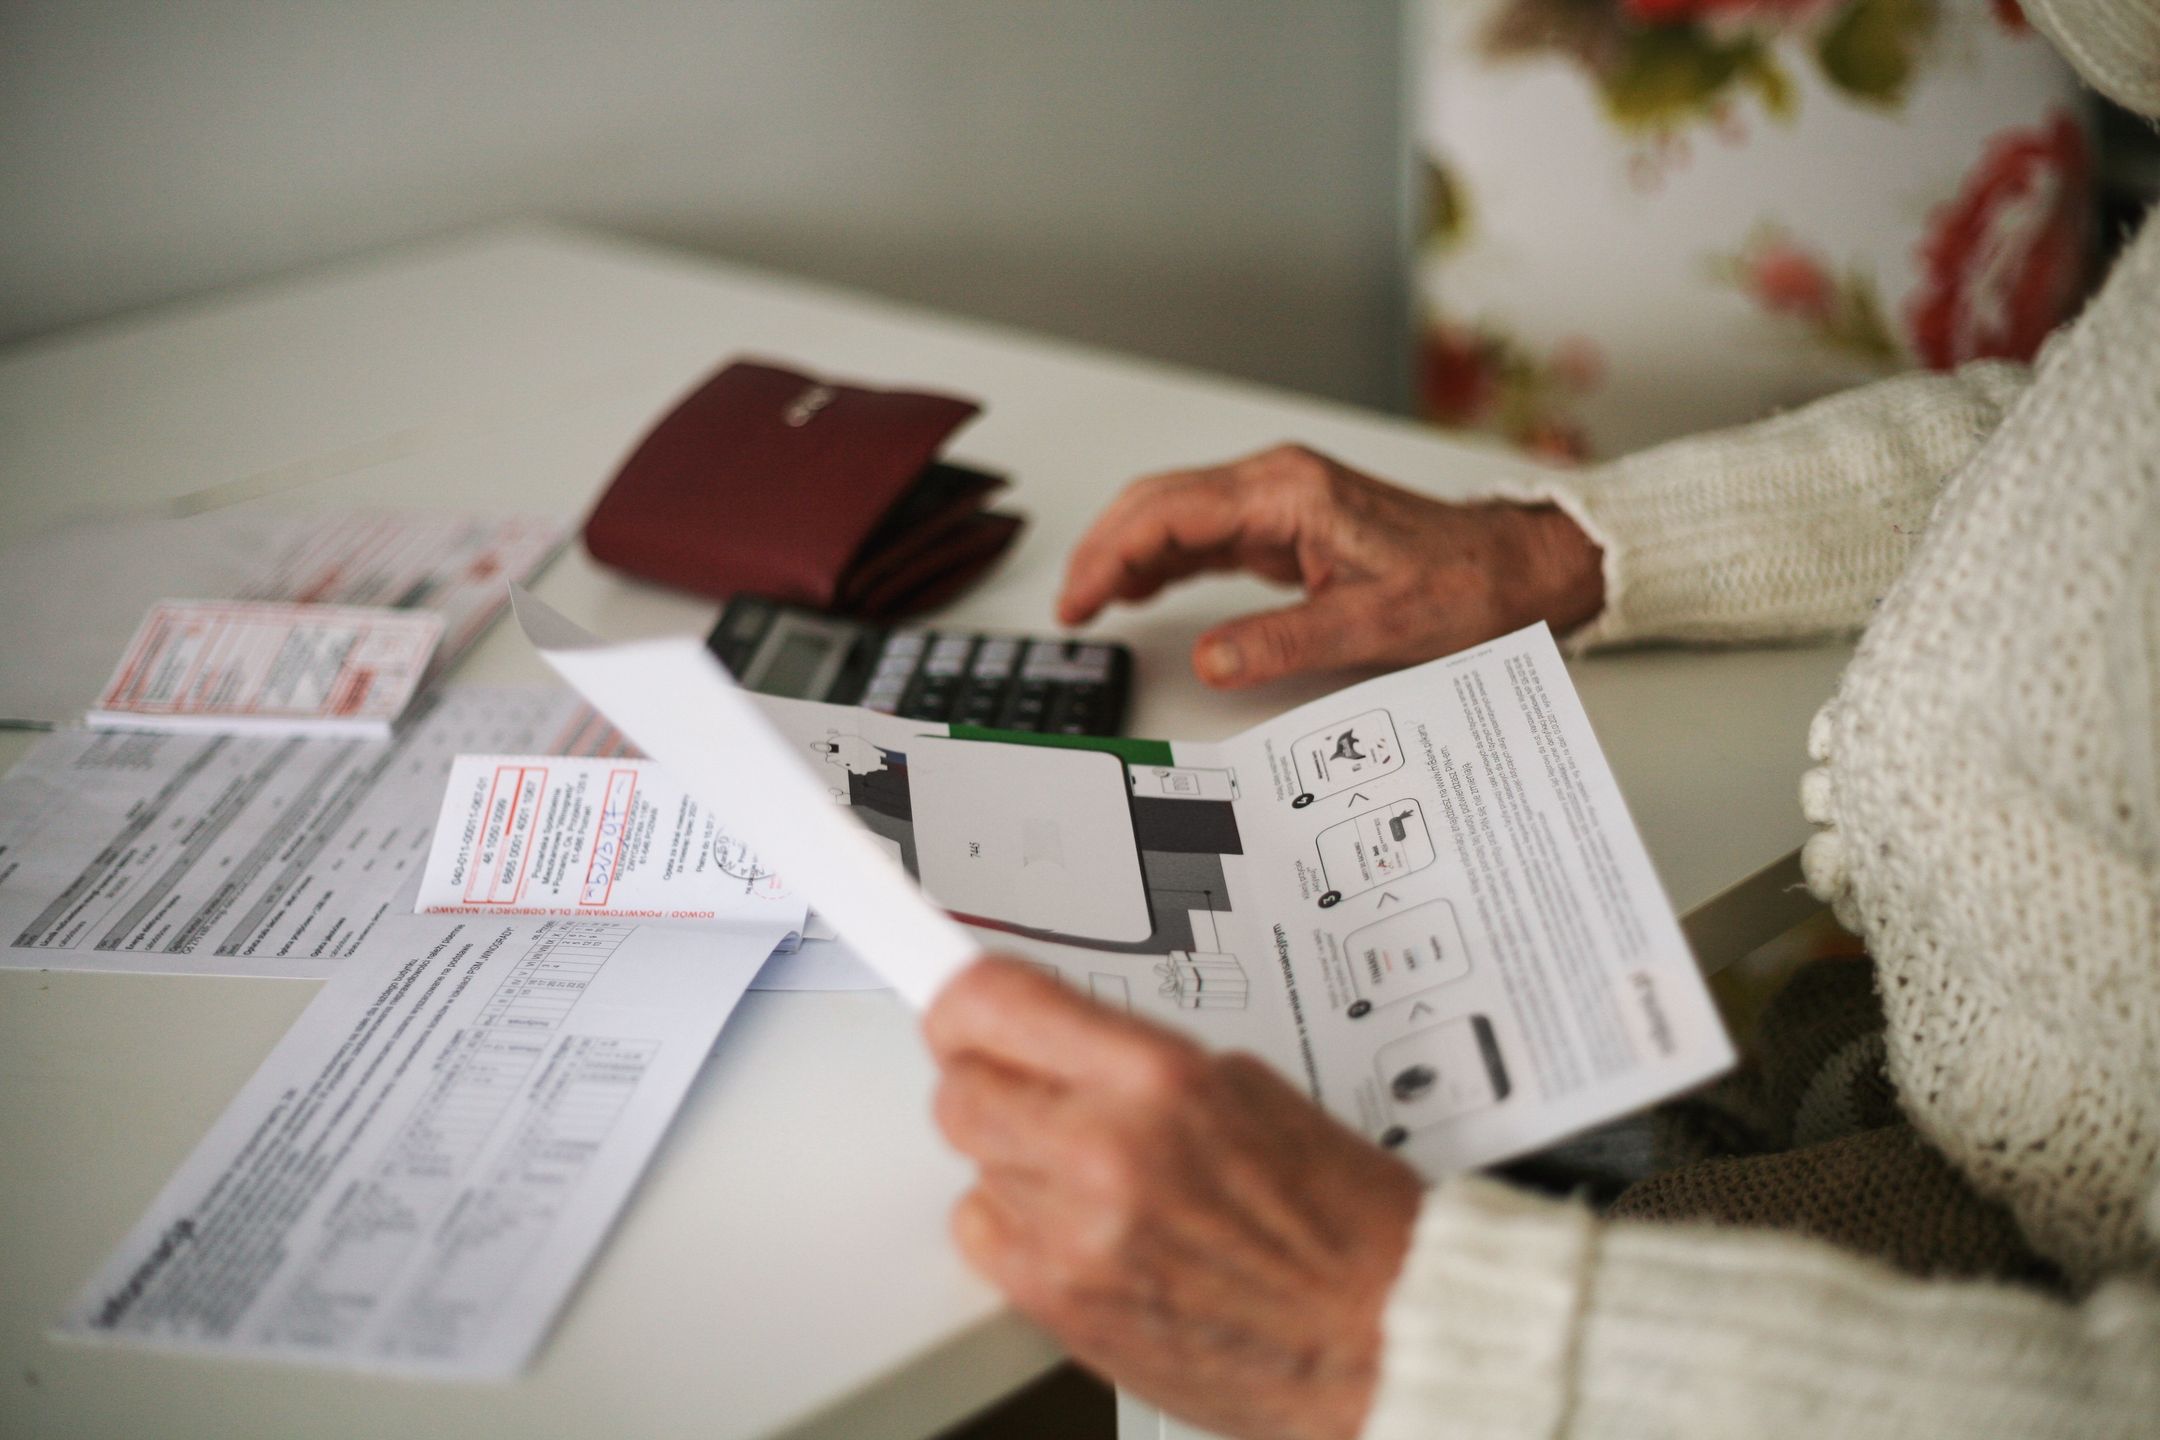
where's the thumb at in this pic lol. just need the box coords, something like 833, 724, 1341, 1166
1194, 592, 1369, 688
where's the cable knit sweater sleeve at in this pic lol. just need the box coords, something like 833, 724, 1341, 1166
1363, 208, 2160, 1440
1527, 0, 2160, 655
1365, 1178, 2160, 1440
1552, 360, 2027, 649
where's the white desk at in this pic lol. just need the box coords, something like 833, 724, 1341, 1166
0, 227, 1849, 1439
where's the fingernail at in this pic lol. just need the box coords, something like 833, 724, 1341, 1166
1199, 638, 1242, 682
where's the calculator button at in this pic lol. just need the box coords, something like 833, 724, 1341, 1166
1072, 645, 1115, 680
971, 639, 1019, 679
1001, 682, 1053, 729
1019, 643, 1105, 686
955, 686, 1006, 726
1050, 687, 1108, 732
710, 602, 776, 672
883, 632, 927, 659
923, 636, 974, 678
874, 654, 917, 680
903, 678, 960, 721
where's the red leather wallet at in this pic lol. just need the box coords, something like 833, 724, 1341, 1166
583, 360, 1023, 620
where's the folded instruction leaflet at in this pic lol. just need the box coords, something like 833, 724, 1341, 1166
520, 593, 1735, 1176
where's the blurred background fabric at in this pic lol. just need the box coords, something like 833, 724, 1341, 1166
1411, 0, 2107, 461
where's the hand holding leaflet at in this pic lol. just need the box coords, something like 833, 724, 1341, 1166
512, 588, 980, 1009
515, 589, 1733, 1178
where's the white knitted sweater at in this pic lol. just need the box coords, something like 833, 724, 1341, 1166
1366, 7, 2160, 1434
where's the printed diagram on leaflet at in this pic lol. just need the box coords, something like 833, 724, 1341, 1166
809, 726, 1250, 1007
1371, 1013, 1510, 1148
806, 703, 1516, 1152
1079, 955, 1249, 1013
1341, 899, 1471, 1019
1329, 876, 1506, 1147
1340, 900, 1501, 1148
1313, 800, 1433, 908
1279, 705, 1512, 1147
1155, 951, 1248, 1010
1287, 708, 1402, 808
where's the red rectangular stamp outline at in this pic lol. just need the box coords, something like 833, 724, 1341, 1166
578, 768, 641, 907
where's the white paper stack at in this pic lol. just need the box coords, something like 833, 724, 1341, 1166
87, 599, 442, 739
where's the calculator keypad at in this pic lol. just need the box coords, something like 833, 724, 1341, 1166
889, 633, 1121, 732
709, 596, 1130, 736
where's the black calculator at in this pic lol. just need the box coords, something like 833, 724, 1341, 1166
707, 595, 1133, 735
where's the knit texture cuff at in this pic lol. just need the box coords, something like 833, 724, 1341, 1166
1511, 362, 2028, 651
1362, 1177, 1596, 1440
1461, 472, 1623, 657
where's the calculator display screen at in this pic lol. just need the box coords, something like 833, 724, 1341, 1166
759, 630, 840, 699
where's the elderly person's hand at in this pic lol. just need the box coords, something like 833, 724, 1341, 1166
1058, 443, 1605, 689
925, 957, 1424, 1440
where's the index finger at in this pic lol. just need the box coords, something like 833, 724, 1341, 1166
1057, 469, 1270, 626
924, 955, 1199, 1090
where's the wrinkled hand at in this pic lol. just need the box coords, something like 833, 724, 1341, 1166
1058, 444, 1605, 688
925, 957, 1423, 1440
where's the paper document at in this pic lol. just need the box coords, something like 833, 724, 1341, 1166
751, 936, 885, 992
517, 593, 1734, 1176
240, 510, 565, 664
0, 508, 565, 727
0, 675, 875, 987
516, 590, 980, 1010
417, 755, 797, 925
88, 600, 441, 738
0, 686, 629, 978
60, 912, 796, 1376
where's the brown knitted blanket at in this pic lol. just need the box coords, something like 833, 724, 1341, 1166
1606, 957, 2058, 1288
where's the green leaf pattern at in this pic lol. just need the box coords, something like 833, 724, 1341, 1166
1483, 0, 1940, 131
1816, 0, 1936, 104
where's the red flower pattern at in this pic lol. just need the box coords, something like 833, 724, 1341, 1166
1746, 242, 1836, 319
1417, 321, 1601, 462
1906, 110, 2093, 369
1417, 327, 1497, 425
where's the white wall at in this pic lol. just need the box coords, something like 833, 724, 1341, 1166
0, 0, 1409, 409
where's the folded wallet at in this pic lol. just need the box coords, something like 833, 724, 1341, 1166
583, 359, 1023, 620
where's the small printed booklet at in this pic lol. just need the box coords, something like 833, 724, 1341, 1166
416, 753, 802, 926
0, 507, 565, 727
87, 599, 442, 738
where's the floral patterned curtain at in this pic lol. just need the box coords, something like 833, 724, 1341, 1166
1413, 0, 2098, 460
